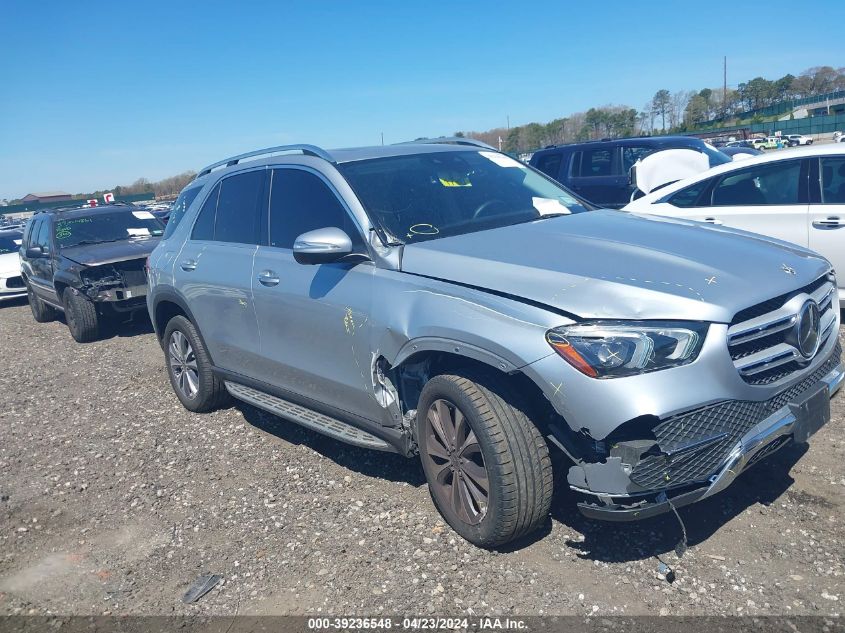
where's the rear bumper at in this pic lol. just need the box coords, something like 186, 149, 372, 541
576, 358, 843, 521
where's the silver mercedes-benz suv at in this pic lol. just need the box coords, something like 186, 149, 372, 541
147, 139, 843, 548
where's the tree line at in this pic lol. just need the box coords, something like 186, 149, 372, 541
460, 65, 845, 154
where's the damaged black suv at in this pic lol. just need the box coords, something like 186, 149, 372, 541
20, 204, 164, 342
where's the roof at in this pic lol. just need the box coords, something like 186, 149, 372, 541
329, 143, 484, 164
37, 204, 152, 221
24, 191, 71, 198
532, 136, 709, 155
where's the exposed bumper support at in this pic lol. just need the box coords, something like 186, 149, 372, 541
576, 361, 844, 521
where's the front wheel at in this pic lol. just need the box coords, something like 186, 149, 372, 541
417, 372, 553, 548
62, 288, 99, 342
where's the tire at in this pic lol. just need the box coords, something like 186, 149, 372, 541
27, 284, 57, 323
62, 287, 99, 342
417, 371, 553, 548
162, 315, 230, 412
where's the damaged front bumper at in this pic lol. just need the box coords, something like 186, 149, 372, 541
569, 353, 844, 521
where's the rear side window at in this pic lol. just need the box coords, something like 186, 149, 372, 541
268, 169, 363, 249
191, 183, 219, 240
711, 160, 801, 206
213, 170, 266, 244
163, 185, 203, 238
572, 148, 613, 177
534, 153, 563, 179
820, 157, 845, 204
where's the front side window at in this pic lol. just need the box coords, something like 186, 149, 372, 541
163, 185, 203, 238
666, 178, 712, 208
820, 157, 845, 204
35, 218, 51, 250
53, 210, 164, 248
269, 169, 363, 249
622, 146, 654, 173
711, 160, 801, 206
339, 150, 589, 244
213, 170, 265, 244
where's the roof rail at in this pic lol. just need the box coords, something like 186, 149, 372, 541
196, 144, 335, 179
396, 137, 496, 150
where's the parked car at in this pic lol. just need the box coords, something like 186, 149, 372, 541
0, 229, 26, 301
20, 204, 165, 342
784, 134, 813, 147
528, 136, 731, 209
625, 144, 845, 306
748, 138, 769, 150
720, 146, 763, 159
147, 140, 842, 548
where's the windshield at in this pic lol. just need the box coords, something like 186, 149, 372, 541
163, 185, 203, 238
339, 150, 590, 243
0, 233, 22, 254
54, 209, 164, 248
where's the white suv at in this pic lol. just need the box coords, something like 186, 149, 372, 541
785, 134, 813, 146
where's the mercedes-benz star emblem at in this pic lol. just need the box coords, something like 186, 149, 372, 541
781, 264, 796, 275
795, 300, 821, 359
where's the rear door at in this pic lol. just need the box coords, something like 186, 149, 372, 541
810, 156, 845, 300
173, 169, 266, 378
658, 158, 809, 246
565, 146, 625, 208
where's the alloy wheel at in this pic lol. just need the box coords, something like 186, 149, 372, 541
169, 330, 199, 399
421, 398, 490, 525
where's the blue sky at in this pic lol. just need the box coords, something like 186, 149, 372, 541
1, 0, 842, 198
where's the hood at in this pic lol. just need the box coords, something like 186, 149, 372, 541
399, 210, 831, 323
60, 238, 160, 266
0, 251, 20, 275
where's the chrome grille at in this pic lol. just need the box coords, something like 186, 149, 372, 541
727, 275, 838, 385
629, 342, 841, 490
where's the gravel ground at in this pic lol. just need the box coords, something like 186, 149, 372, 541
0, 298, 843, 617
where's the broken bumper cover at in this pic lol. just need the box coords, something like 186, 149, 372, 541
572, 355, 844, 521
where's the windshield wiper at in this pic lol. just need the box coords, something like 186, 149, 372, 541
63, 237, 134, 247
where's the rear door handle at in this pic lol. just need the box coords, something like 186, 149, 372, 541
812, 217, 842, 228
180, 259, 197, 272
257, 269, 280, 287
703, 217, 723, 225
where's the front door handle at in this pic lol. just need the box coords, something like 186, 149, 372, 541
180, 259, 197, 272
812, 217, 842, 228
257, 270, 280, 287
703, 217, 723, 225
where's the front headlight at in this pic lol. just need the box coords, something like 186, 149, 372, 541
546, 321, 708, 378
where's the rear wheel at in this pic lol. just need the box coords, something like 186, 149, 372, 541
27, 284, 57, 323
62, 288, 99, 342
163, 315, 230, 412
418, 371, 553, 548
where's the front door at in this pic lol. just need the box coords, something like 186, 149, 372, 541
811, 156, 845, 301
251, 167, 382, 423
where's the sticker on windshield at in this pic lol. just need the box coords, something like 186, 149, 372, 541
127, 228, 150, 236
479, 151, 523, 168
407, 223, 439, 238
532, 197, 571, 216
438, 175, 472, 187
132, 210, 155, 219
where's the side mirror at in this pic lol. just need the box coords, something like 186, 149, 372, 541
293, 227, 354, 265
25, 245, 44, 258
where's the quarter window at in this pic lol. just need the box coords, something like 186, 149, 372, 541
572, 149, 614, 177
535, 153, 562, 179
191, 183, 219, 241
711, 160, 801, 206
213, 170, 266, 244
268, 169, 363, 249
820, 157, 845, 204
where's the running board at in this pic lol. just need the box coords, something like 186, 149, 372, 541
225, 381, 393, 451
